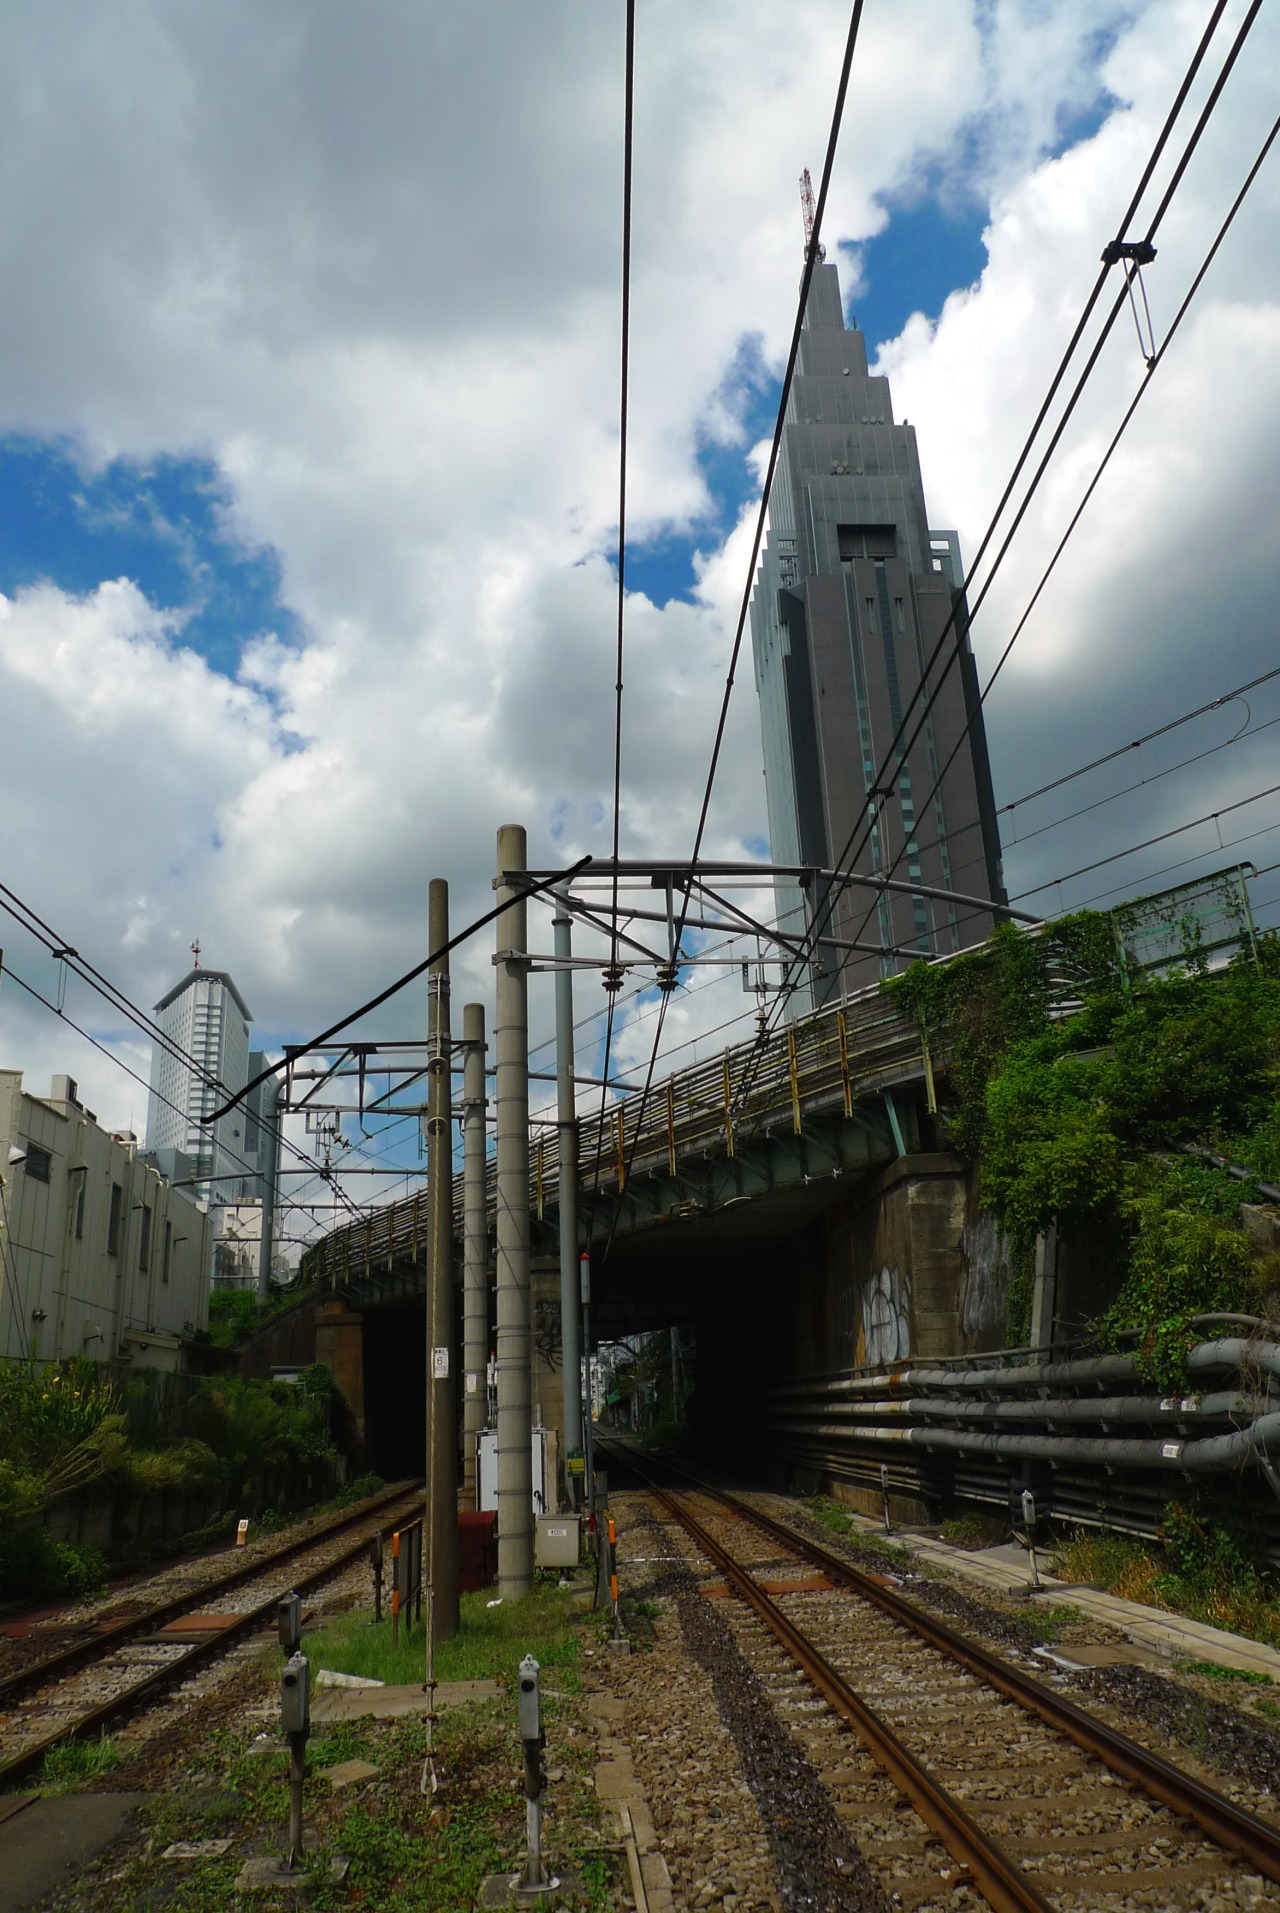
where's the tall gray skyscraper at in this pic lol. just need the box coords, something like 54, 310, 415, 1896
144, 965, 261, 1201
750, 259, 1005, 1006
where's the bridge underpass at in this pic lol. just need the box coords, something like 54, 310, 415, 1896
298, 982, 942, 1477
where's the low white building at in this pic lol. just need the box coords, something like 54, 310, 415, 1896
0, 1070, 212, 1370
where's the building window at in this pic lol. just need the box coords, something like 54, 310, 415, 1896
24, 1144, 51, 1183
162, 1220, 172, 1284
107, 1183, 123, 1257
138, 1205, 152, 1273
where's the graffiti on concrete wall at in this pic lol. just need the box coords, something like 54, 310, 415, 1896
861, 1264, 911, 1365
962, 1213, 1011, 1339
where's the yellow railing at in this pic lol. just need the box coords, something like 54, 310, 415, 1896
303, 985, 932, 1289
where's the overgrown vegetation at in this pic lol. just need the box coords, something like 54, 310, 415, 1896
0, 1358, 341, 1602
51, 1596, 617, 1911
299, 1584, 585, 1691
207, 1284, 300, 1349
37, 1733, 123, 1792
885, 915, 1280, 1377
1053, 1492, 1280, 1647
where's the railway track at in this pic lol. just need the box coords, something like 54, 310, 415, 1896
0, 1480, 422, 1790
612, 1446, 1280, 1910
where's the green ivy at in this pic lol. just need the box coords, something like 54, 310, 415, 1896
883, 921, 1280, 1360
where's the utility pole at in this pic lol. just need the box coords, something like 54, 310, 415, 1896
495, 826, 533, 1596
552, 888, 583, 1492
427, 878, 459, 1644
256, 1074, 282, 1303
461, 1002, 488, 1506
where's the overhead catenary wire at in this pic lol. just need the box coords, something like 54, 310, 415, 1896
0, 963, 339, 1244
0, 890, 358, 1221
616, 0, 1243, 1165
590, 0, 869, 1264
840, 88, 1280, 956
769, 7, 1274, 1052
585, 0, 637, 1247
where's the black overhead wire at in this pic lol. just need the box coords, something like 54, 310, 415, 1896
837, 81, 1280, 963
1009, 778, 1280, 902
587, 0, 868, 1260
206, 854, 592, 1123
586, 0, 637, 1247
899, 673, 1278, 879
759, 0, 1268, 1046
0, 880, 355, 1216
0, 962, 337, 1240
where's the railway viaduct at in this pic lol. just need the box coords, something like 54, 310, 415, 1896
260, 981, 1028, 1496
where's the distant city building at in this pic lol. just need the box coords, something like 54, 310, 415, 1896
0, 1070, 211, 1368
144, 965, 262, 1204
750, 258, 1005, 1006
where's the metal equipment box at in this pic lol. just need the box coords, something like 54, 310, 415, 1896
534, 1514, 580, 1570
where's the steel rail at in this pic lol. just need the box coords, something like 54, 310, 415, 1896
0, 1486, 424, 1789
632, 1451, 1280, 1888
641, 1476, 1049, 1913
0, 1479, 420, 1714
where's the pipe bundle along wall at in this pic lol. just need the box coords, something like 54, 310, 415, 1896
761, 1339, 1280, 1476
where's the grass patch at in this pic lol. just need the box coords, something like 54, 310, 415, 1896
299, 1583, 584, 1691
78, 1687, 615, 1910
940, 1512, 1006, 1550
37, 1733, 122, 1791
1181, 1658, 1273, 1685
1021, 1602, 1087, 1644
1053, 1519, 1280, 1649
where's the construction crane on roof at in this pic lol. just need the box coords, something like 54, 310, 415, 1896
799, 167, 826, 263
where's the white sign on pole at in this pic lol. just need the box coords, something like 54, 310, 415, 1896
432, 1346, 450, 1379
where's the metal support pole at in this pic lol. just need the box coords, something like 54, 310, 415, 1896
256, 1075, 282, 1302
553, 889, 583, 1485
496, 825, 534, 1597
287, 1732, 305, 1866
427, 879, 459, 1645
580, 1250, 595, 1521
462, 1002, 488, 1507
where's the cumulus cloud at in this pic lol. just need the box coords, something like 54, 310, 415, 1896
0, 0, 1276, 1199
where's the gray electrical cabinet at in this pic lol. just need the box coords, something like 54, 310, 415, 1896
534, 1513, 580, 1569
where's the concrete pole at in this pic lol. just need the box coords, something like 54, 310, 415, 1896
256, 1075, 282, 1303
1030, 1220, 1059, 1358
427, 878, 459, 1644
462, 1001, 488, 1507
552, 889, 583, 1482
495, 825, 534, 1597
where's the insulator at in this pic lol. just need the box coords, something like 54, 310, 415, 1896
656, 961, 679, 993
602, 963, 625, 994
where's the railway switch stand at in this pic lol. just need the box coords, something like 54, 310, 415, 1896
1022, 1490, 1043, 1592
277, 1591, 302, 1656
517, 1655, 553, 1892
280, 1651, 312, 1869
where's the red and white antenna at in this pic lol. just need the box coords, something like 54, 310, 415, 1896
799, 168, 825, 263
190, 939, 202, 970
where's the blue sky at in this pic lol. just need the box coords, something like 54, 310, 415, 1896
0, 438, 298, 677
625, 194, 990, 611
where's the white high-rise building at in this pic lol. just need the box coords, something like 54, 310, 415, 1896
144, 965, 259, 1204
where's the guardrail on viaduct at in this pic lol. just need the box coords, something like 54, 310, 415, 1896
302, 981, 936, 1292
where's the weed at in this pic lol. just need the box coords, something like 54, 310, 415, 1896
1257, 1696, 1280, 1721
299, 1583, 584, 1691
941, 1512, 1005, 1549
38, 1733, 122, 1791
1181, 1658, 1272, 1684
1020, 1603, 1086, 1644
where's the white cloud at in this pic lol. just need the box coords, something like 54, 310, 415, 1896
1, 0, 1276, 1210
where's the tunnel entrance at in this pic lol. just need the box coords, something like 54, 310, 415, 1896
362, 1296, 426, 1480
